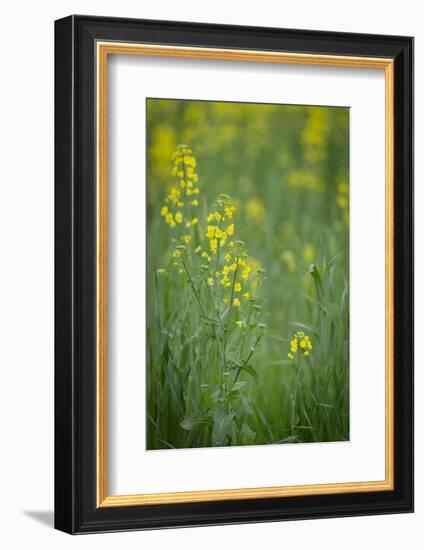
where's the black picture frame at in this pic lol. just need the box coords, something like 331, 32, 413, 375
55, 14, 414, 534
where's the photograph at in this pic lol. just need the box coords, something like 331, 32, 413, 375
146, 98, 350, 450
50, 11, 412, 536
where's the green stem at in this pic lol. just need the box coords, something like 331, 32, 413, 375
181, 259, 206, 317
225, 255, 239, 330
233, 332, 264, 385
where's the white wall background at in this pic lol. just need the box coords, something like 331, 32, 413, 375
0, 1, 420, 548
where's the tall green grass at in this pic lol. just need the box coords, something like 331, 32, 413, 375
146, 100, 349, 449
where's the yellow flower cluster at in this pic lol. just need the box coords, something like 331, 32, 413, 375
203, 196, 257, 307
160, 145, 200, 229
287, 331, 313, 360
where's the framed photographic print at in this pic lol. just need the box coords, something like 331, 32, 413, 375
54, 15, 413, 534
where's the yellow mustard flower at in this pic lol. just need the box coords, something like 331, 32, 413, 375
165, 213, 176, 228
287, 331, 313, 359
224, 205, 236, 219
234, 282, 242, 292
206, 225, 216, 239
233, 298, 241, 307
241, 266, 252, 280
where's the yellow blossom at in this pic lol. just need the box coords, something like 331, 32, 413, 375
165, 213, 176, 228
175, 212, 183, 224
243, 292, 250, 300
234, 282, 242, 292
224, 205, 236, 219
206, 226, 216, 239
190, 199, 199, 206
288, 331, 313, 358
233, 298, 241, 307
221, 275, 231, 288
236, 320, 243, 328
241, 267, 252, 280
227, 224, 234, 235
207, 277, 213, 286
160, 206, 168, 216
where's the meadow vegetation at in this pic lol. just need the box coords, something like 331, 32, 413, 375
146, 100, 349, 449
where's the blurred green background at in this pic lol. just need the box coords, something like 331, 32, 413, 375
146, 99, 350, 448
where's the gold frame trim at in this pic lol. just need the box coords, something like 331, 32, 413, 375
96, 42, 395, 508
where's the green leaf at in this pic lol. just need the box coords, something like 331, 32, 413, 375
212, 409, 235, 446
317, 402, 334, 409
278, 435, 299, 444
308, 263, 323, 300
240, 422, 256, 445
180, 416, 209, 431
199, 315, 217, 326
231, 381, 247, 392
288, 321, 319, 337
180, 417, 197, 431
240, 363, 258, 381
